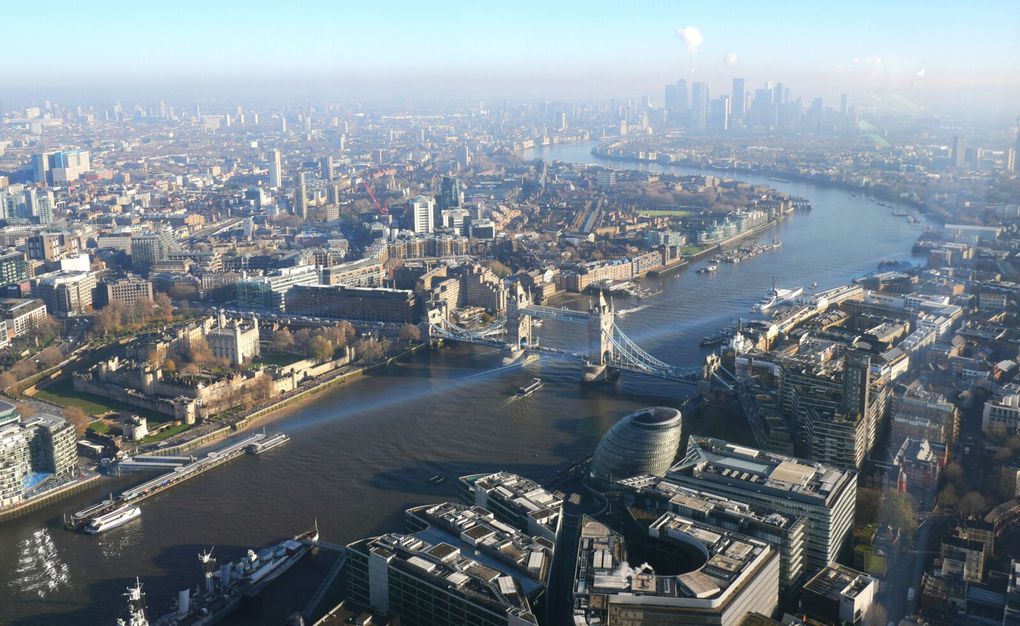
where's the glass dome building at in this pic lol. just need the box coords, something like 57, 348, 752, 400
589, 406, 683, 489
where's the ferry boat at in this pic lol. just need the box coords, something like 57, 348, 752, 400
85, 505, 141, 534
155, 525, 318, 626
515, 377, 543, 398
697, 264, 718, 274
700, 332, 727, 347
753, 280, 804, 312
247, 432, 289, 455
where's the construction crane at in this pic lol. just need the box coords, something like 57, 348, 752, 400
361, 178, 388, 215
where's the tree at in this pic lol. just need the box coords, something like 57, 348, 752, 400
16, 403, 36, 418
153, 292, 174, 321
270, 328, 296, 352
308, 336, 334, 361
957, 491, 988, 517
0, 371, 16, 390
37, 346, 64, 369
162, 358, 177, 372
64, 406, 90, 435
876, 491, 918, 532
398, 324, 421, 344
355, 337, 385, 362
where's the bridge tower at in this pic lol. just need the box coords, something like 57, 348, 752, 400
503, 283, 533, 364
583, 291, 617, 382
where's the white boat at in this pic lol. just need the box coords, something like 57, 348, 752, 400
86, 505, 141, 534
697, 264, 718, 274
753, 280, 803, 312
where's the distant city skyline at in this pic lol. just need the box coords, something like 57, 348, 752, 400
2, 0, 1018, 115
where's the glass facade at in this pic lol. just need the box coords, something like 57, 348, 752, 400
589, 407, 683, 488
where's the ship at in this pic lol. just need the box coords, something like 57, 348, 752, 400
247, 432, 289, 455
700, 332, 727, 347
154, 525, 318, 626
117, 578, 149, 626
515, 377, 544, 398
752, 280, 803, 312
86, 504, 141, 535
697, 264, 718, 274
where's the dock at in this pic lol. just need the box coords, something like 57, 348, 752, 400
68, 432, 273, 531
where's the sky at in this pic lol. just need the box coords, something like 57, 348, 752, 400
6, 0, 1019, 104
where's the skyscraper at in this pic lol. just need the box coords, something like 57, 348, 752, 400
731, 78, 745, 125
438, 175, 462, 211
319, 155, 334, 182
710, 95, 730, 132
293, 172, 307, 219
690, 82, 709, 133
665, 79, 689, 121
269, 149, 282, 188
410, 195, 434, 234
951, 135, 967, 168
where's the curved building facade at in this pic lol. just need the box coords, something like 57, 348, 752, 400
589, 406, 682, 488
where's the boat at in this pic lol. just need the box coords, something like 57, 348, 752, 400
700, 332, 727, 347
247, 432, 289, 455
697, 264, 718, 274
154, 526, 317, 626
636, 288, 662, 299
515, 377, 543, 398
117, 578, 149, 626
85, 505, 141, 535
752, 280, 803, 312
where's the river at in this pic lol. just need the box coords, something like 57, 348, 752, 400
1, 141, 927, 625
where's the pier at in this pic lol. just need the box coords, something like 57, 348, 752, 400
68, 432, 271, 531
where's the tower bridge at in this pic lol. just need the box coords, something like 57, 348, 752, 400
426, 284, 716, 385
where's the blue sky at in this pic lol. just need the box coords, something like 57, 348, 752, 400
7, 0, 1018, 99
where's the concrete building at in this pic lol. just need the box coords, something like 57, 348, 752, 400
131, 230, 178, 272
36, 270, 95, 317
616, 474, 807, 599
101, 277, 154, 307
269, 148, 282, 188
285, 285, 419, 323
572, 513, 779, 626
411, 195, 435, 234
801, 563, 878, 626
0, 249, 28, 288
983, 385, 1020, 437
668, 437, 857, 576
235, 264, 320, 311
0, 298, 47, 339
458, 472, 564, 543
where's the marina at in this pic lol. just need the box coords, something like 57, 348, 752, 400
67, 432, 277, 533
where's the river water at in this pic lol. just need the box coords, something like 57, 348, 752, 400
1, 141, 926, 625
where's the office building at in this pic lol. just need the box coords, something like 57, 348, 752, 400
667, 436, 857, 576
690, 82, 709, 133
731, 78, 746, 125
459, 471, 564, 542
951, 136, 966, 168
589, 407, 682, 488
320, 155, 334, 182
616, 474, 807, 598
411, 195, 435, 234
572, 513, 779, 626
1, 188, 55, 223
665, 79, 688, 120
346, 527, 542, 625
36, 270, 96, 317
234, 264, 320, 311
439, 175, 463, 211
269, 148, 282, 188
285, 284, 418, 323
32, 150, 90, 185
0, 250, 28, 288
294, 172, 308, 218
801, 563, 878, 626
130, 230, 178, 272
710, 95, 731, 132
101, 277, 154, 307
0, 298, 47, 339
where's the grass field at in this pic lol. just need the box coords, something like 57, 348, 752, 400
638, 209, 693, 218
142, 422, 191, 443
680, 245, 708, 255
35, 378, 168, 423
253, 351, 304, 368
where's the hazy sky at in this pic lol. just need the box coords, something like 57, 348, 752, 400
7, 0, 1019, 102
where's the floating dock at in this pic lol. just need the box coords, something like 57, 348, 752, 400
68, 432, 273, 531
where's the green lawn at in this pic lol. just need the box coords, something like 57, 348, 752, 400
87, 419, 111, 434
142, 422, 191, 443
34, 378, 168, 423
253, 351, 304, 368
680, 245, 707, 255
639, 209, 693, 218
